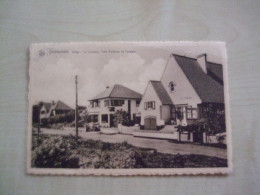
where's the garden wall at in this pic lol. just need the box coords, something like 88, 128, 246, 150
118, 124, 140, 135
203, 132, 227, 144
133, 130, 179, 140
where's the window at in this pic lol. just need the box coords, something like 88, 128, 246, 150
91, 115, 98, 122
104, 100, 124, 107
186, 107, 198, 119
112, 100, 124, 106
175, 107, 183, 119
40, 110, 45, 114
136, 100, 140, 107
101, 114, 108, 123
169, 81, 176, 92
187, 109, 192, 118
171, 106, 176, 119
144, 101, 155, 110
91, 100, 100, 108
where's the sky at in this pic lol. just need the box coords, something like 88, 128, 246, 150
29, 42, 226, 108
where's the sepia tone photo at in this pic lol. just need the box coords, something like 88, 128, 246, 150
27, 42, 232, 175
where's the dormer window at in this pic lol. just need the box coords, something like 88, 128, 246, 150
169, 81, 176, 92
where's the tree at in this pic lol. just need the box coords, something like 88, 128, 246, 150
113, 109, 130, 127
81, 109, 91, 123
32, 105, 40, 125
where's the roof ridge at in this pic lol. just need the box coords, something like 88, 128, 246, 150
207, 61, 222, 66
172, 54, 222, 66
174, 55, 224, 103
108, 84, 117, 97
172, 54, 197, 60
90, 84, 142, 100
111, 84, 142, 96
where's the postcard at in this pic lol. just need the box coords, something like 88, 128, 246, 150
27, 42, 232, 175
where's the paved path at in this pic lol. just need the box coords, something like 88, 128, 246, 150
40, 128, 227, 159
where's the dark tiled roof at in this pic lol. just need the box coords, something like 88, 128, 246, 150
90, 86, 114, 100
54, 100, 73, 110
207, 62, 223, 85
90, 84, 142, 100
173, 55, 224, 103
150, 81, 173, 105
41, 102, 52, 111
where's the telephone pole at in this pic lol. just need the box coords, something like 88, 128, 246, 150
75, 75, 78, 138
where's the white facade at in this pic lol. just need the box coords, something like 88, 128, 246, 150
139, 81, 168, 127
88, 98, 140, 127
160, 56, 202, 126
160, 56, 202, 108
40, 106, 49, 119
140, 55, 203, 129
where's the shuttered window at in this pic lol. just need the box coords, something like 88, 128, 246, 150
144, 101, 155, 110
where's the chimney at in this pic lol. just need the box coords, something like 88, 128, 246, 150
52, 100, 55, 105
197, 53, 207, 73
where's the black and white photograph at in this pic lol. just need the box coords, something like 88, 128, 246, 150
27, 42, 232, 175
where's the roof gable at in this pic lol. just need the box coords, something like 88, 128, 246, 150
150, 81, 173, 105
40, 102, 52, 111
173, 55, 224, 103
90, 84, 142, 100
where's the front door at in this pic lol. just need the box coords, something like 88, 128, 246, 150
144, 117, 157, 130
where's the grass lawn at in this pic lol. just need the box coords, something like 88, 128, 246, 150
31, 134, 227, 169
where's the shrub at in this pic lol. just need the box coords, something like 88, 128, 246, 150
85, 124, 100, 132
173, 153, 185, 168
113, 110, 130, 127
196, 118, 225, 135
31, 136, 79, 168
124, 120, 135, 127
198, 103, 226, 133
217, 134, 226, 144
92, 125, 100, 132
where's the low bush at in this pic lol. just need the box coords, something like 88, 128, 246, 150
123, 120, 136, 127
32, 135, 227, 169
31, 135, 80, 168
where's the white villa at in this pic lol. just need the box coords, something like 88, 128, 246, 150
88, 84, 142, 128
139, 53, 225, 130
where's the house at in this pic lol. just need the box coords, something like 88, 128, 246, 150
39, 100, 73, 120
88, 84, 142, 127
39, 102, 52, 120
140, 53, 225, 130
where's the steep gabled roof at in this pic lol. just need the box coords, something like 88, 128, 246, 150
45, 100, 73, 118
54, 100, 73, 110
40, 102, 52, 111
173, 55, 224, 103
89, 84, 142, 100
150, 81, 173, 105
206, 62, 223, 85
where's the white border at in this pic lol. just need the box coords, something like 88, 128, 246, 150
27, 41, 233, 176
